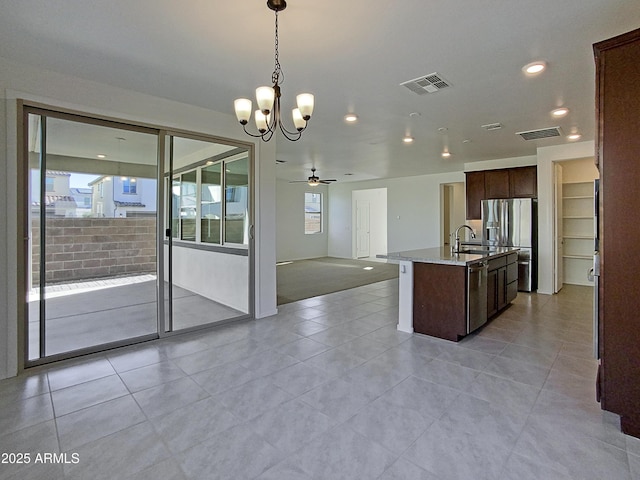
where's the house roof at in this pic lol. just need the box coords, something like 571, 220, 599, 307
114, 201, 146, 208
32, 195, 77, 207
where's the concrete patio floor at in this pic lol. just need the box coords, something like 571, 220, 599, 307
28, 275, 245, 359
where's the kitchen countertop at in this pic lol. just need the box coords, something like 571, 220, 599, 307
377, 246, 520, 266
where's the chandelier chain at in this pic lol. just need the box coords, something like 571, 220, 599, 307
272, 11, 282, 85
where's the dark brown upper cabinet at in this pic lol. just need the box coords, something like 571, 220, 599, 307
509, 166, 538, 198
465, 166, 537, 219
465, 171, 485, 220
484, 169, 511, 199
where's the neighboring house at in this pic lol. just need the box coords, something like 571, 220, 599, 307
69, 187, 92, 217
30, 170, 77, 217
89, 176, 157, 217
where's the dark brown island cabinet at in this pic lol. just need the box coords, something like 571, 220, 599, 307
465, 166, 537, 219
594, 27, 640, 438
413, 253, 517, 341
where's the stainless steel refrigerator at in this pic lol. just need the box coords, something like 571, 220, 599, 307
481, 198, 537, 292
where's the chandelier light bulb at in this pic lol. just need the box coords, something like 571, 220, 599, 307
255, 110, 269, 133
296, 93, 314, 120
234, 98, 252, 125
292, 108, 306, 131
256, 86, 275, 115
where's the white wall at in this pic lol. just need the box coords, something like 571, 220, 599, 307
276, 180, 328, 262
463, 155, 537, 172
164, 245, 249, 312
0, 56, 277, 379
328, 172, 465, 257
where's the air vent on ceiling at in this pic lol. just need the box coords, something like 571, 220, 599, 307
400, 73, 451, 95
516, 126, 563, 140
481, 123, 503, 131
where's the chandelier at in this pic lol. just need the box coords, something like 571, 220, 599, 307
233, 0, 314, 142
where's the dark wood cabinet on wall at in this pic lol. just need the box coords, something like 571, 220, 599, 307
465, 171, 485, 220
594, 28, 640, 438
465, 166, 537, 219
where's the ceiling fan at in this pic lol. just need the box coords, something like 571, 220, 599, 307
289, 167, 337, 187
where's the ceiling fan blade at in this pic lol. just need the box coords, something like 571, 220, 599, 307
319, 180, 337, 184
288, 180, 309, 183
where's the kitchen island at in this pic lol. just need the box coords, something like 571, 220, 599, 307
378, 246, 519, 341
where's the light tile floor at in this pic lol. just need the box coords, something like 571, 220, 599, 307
1, 281, 638, 479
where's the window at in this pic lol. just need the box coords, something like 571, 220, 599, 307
225, 157, 248, 245
179, 171, 197, 241
201, 163, 221, 244
122, 177, 137, 194
168, 156, 249, 246
45, 177, 55, 192
305, 192, 322, 234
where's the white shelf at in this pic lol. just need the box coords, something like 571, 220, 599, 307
563, 254, 592, 260
563, 195, 594, 200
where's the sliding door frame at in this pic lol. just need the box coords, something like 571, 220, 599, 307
17, 100, 255, 369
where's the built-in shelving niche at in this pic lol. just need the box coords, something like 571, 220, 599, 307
560, 169, 597, 286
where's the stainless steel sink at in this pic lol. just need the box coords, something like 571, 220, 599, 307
458, 248, 493, 255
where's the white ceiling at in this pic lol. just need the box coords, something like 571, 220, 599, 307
1, 0, 639, 183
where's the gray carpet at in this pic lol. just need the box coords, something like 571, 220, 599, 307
276, 257, 399, 305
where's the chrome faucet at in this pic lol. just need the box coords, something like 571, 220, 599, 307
453, 225, 476, 253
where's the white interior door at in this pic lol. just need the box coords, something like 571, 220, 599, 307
356, 201, 370, 258
554, 163, 564, 293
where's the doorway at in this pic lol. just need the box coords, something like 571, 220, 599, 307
21, 106, 254, 367
441, 182, 466, 246
553, 158, 598, 292
352, 188, 387, 260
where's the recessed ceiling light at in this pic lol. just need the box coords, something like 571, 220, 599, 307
409, 112, 421, 118
567, 133, 582, 141
437, 127, 448, 134
97, 154, 106, 159
441, 151, 451, 159
552, 107, 570, 117
522, 61, 546, 75
344, 113, 358, 123
462, 139, 472, 144
403, 136, 414, 144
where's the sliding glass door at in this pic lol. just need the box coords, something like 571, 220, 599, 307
164, 134, 252, 332
25, 109, 159, 362
22, 107, 254, 366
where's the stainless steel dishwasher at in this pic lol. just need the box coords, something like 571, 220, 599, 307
467, 261, 488, 333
